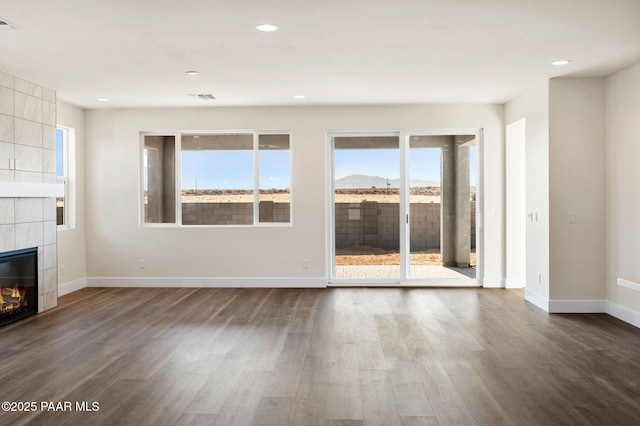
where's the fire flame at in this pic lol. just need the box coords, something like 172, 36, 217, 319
0, 285, 25, 313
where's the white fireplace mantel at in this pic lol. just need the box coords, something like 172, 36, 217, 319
0, 182, 64, 198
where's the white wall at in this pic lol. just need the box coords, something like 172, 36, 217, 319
505, 80, 550, 306
56, 100, 87, 293
549, 78, 606, 303
505, 118, 526, 288
606, 62, 640, 324
84, 104, 504, 285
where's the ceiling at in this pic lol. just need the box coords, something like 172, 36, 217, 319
1, 0, 639, 109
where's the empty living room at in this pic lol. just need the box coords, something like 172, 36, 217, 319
1, 1, 639, 425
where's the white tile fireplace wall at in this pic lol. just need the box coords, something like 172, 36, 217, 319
0, 70, 58, 313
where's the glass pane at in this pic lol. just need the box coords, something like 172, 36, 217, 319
181, 133, 254, 225
333, 136, 400, 280
259, 134, 290, 223
408, 135, 475, 279
143, 135, 176, 224
408, 140, 441, 278
56, 186, 64, 227
56, 128, 65, 177
56, 129, 65, 226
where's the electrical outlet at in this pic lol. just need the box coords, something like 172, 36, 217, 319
60, 265, 65, 276
139, 259, 145, 269
303, 259, 310, 269
537, 273, 541, 284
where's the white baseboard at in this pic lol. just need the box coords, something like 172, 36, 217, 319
483, 277, 505, 288
87, 277, 327, 288
617, 277, 640, 292
524, 288, 548, 312
58, 277, 87, 296
548, 299, 606, 313
505, 277, 524, 289
329, 278, 480, 287
606, 301, 640, 329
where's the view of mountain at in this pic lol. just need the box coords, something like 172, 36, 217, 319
335, 174, 440, 189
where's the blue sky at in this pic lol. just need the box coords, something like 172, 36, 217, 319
56, 128, 64, 177
181, 150, 290, 190
176, 145, 475, 190
335, 146, 477, 185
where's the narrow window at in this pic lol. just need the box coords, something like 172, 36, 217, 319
258, 134, 291, 223
55, 128, 66, 226
56, 126, 75, 229
143, 135, 176, 224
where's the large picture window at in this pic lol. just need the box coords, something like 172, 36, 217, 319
141, 131, 292, 226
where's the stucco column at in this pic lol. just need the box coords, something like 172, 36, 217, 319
455, 142, 471, 267
441, 137, 456, 266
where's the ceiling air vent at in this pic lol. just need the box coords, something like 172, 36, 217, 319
0, 19, 18, 31
188, 94, 216, 100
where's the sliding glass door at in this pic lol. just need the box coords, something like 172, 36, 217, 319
333, 134, 401, 281
329, 130, 481, 285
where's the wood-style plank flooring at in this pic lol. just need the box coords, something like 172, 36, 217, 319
1, 287, 640, 425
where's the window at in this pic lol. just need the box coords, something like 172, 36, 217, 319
141, 131, 292, 226
182, 133, 254, 225
56, 126, 75, 229
259, 134, 291, 223
143, 135, 176, 224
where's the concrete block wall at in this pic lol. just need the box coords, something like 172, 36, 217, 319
335, 201, 476, 251
334, 203, 365, 247
410, 203, 442, 250
182, 202, 290, 225
378, 203, 400, 249
179, 200, 476, 250
258, 201, 290, 223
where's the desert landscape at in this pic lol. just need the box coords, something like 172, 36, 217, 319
180, 187, 453, 203
336, 245, 477, 267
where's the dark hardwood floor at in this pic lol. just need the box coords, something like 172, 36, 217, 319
1, 287, 639, 425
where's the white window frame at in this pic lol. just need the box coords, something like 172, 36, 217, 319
56, 125, 76, 230
140, 130, 293, 228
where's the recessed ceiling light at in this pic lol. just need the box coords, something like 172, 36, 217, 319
293, 95, 306, 99
256, 23, 278, 32
185, 70, 199, 76
97, 98, 110, 102
551, 59, 571, 66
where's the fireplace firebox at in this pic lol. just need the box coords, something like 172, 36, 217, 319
0, 247, 38, 327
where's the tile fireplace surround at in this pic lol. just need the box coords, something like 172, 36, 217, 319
0, 70, 59, 314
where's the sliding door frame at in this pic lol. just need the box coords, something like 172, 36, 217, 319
327, 130, 402, 285
327, 128, 483, 287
